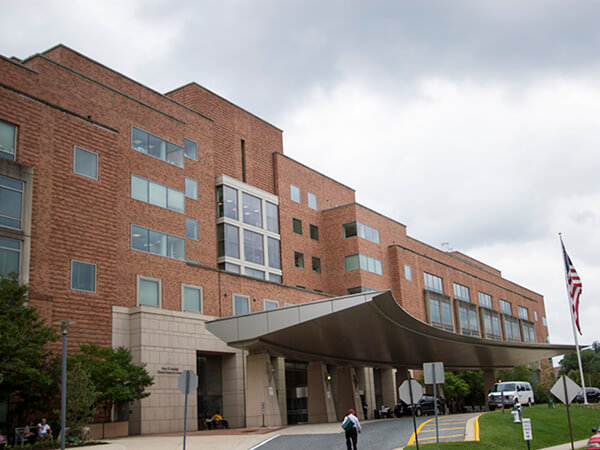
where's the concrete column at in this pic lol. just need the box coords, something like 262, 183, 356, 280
356, 367, 375, 420
273, 357, 287, 425
484, 370, 496, 409
307, 362, 337, 423
245, 351, 282, 427
381, 368, 397, 408
335, 366, 363, 421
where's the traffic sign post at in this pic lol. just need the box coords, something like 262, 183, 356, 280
522, 418, 533, 450
399, 378, 424, 450
423, 362, 444, 444
178, 370, 199, 450
550, 375, 580, 450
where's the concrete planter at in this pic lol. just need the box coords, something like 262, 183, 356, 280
87, 421, 129, 439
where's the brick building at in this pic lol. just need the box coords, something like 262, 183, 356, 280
1, 45, 555, 434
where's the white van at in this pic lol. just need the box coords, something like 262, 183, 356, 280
488, 381, 534, 409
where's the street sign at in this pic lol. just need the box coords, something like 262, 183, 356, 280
423, 362, 445, 385
550, 375, 579, 404
399, 379, 423, 405
522, 418, 533, 441
178, 370, 198, 395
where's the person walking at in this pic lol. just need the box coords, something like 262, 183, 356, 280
341, 408, 361, 450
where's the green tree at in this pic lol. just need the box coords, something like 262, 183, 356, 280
442, 372, 470, 402
560, 344, 600, 387
454, 370, 485, 405
72, 344, 153, 421
59, 361, 97, 438
0, 275, 59, 420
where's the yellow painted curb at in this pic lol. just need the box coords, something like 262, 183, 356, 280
407, 418, 434, 446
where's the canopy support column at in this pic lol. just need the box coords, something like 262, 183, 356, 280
245, 351, 282, 427
335, 366, 363, 420
484, 369, 496, 410
307, 362, 337, 423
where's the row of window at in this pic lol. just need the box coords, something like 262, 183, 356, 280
290, 184, 318, 210
292, 218, 320, 240
131, 127, 197, 168
217, 185, 279, 233
342, 221, 380, 244
345, 254, 383, 275
293, 251, 321, 273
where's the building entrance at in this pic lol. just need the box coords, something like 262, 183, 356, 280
285, 361, 308, 424
197, 353, 223, 429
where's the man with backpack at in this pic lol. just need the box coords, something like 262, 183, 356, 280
341, 408, 362, 450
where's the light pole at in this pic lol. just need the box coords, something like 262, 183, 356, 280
54, 320, 75, 450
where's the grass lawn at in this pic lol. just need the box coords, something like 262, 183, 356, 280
409, 404, 600, 449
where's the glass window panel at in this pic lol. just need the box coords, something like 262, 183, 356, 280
518, 306, 529, 320
478, 292, 492, 308
264, 300, 279, 311
225, 224, 240, 258
224, 262, 240, 273
149, 182, 167, 208
139, 278, 159, 306
290, 184, 300, 203
183, 286, 201, 312
131, 176, 148, 202
343, 222, 357, 238
310, 224, 319, 241
269, 273, 282, 283
0, 121, 16, 160
167, 235, 185, 260
167, 188, 185, 213
245, 267, 265, 280
166, 141, 184, 167
148, 230, 166, 255
71, 261, 96, 292
148, 134, 166, 160
242, 193, 262, 228
267, 237, 281, 269
470, 309, 479, 331
184, 138, 198, 160
131, 226, 149, 251
430, 299, 441, 323
243, 229, 264, 265
234, 295, 249, 315
442, 301, 453, 326
185, 178, 198, 200
266, 202, 279, 233
186, 218, 198, 240
292, 218, 302, 235
307, 192, 317, 210
312, 256, 321, 273
0, 237, 20, 277
131, 127, 149, 153
0, 184, 22, 229
294, 252, 304, 269
424, 273, 443, 293
405, 265, 412, 280
74, 146, 98, 179
345, 254, 359, 271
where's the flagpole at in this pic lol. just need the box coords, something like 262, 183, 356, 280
559, 233, 588, 405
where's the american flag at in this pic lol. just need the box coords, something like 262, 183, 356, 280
561, 237, 583, 335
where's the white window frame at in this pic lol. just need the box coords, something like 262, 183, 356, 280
70, 259, 97, 293
263, 299, 279, 310
233, 293, 250, 316
137, 275, 161, 307
0, 119, 17, 160
181, 283, 203, 313
73, 146, 98, 180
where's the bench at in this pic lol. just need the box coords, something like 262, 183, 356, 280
14, 427, 32, 446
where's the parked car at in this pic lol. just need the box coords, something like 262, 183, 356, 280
394, 395, 446, 417
574, 387, 600, 403
586, 425, 600, 449
488, 381, 534, 410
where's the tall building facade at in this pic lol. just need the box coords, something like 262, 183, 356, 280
0, 45, 549, 434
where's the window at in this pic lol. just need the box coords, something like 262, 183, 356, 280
292, 218, 303, 235
269, 273, 282, 283
217, 223, 239, 258
186, 218, 198, 240
266, 202, 279, 233
138, 276, 160, 307
241, 139, 246, 182
242, 192, 262, 228
131, 126, 184, 168
233, 294, 249, 315
185, 178, 198, 200
290, 184, 301, 203
131, 225, 186, 260
504, 316, 521, 341
70, 260, 96, 293
267, 237, 281, 269
342, 221, 380, 244
456, 300, 479, 336
534, 311, 538, 321
312, 256, 321, 273
428, 296, 454, 332
294, 251, 304, 269
453, 283, 470, 302
0, 237, 20, 277
522, 322, 536, 343
518, 306, 529, 320
244, 267, 265, 280
478, 292, 492, 309
219, 262, 240, 273
404, 265, 412, 281
424, 273, 443, 293
0, 176, 23, 229
184, 138, 197, 160
0, 120, 16, 160
307, 192, 318, 210
243, 229, 264, 265
264, 299, 279, 311
131, 175, 185, 213
482, 309, 502, 340
73, 146, 98, 179
346, 286, 377, 294
182, 285, 202, 312
500, 299, 512, 316
542, 316, 548, 327
309, 224, 319, 241
216, 185, 238, 220
344, 254, 383, 275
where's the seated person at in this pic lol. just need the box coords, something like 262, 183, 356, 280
204, 413, 213, 430
37, 418, 52, 441
211, 411, 229, 429
24, 420, 37, 444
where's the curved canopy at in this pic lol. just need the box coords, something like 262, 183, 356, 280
206, 291, 575, 370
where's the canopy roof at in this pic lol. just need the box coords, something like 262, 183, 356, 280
206, 291, 575, 370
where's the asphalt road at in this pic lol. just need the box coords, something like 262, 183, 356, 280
255, 416, 429, 450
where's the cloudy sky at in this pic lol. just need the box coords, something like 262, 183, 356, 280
2, 1, 599, 352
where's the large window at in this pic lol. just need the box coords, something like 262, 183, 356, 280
243, 229, 264, 265
73, 146, 98, 179
518, 306, 529, 320
216, 185, 238, 220
131, 126, 184, 168
186, 218, 198, 240
267, 237, 281, 269
456, 300, 479, 336
478, 292, 492, 309
500, 299, 512, 316
522, 322, 536, 343
307, 192, 318, 210
185, 178, 198, 200
70, 260, 96, 293
482, 309, 502, 340
344, 254, 383, 275
184, 138, 197, 160
138, 276, 160, 307
453, 283, 470, 302
131, 225, 185, 260
0, 175, 23, 229
233, 294, 249, 315
0, 120, 16, 160
131, 175, 184, 213
428, 296, 454, 332
242, 193, 262, 228
0, 237, 20, 277
504, 316, 521, 341
424, 273, 443, 293
342, 221, 380, 244
182, 285, 202, 313
217, 223, 239, 258
290, 184, 301, 203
